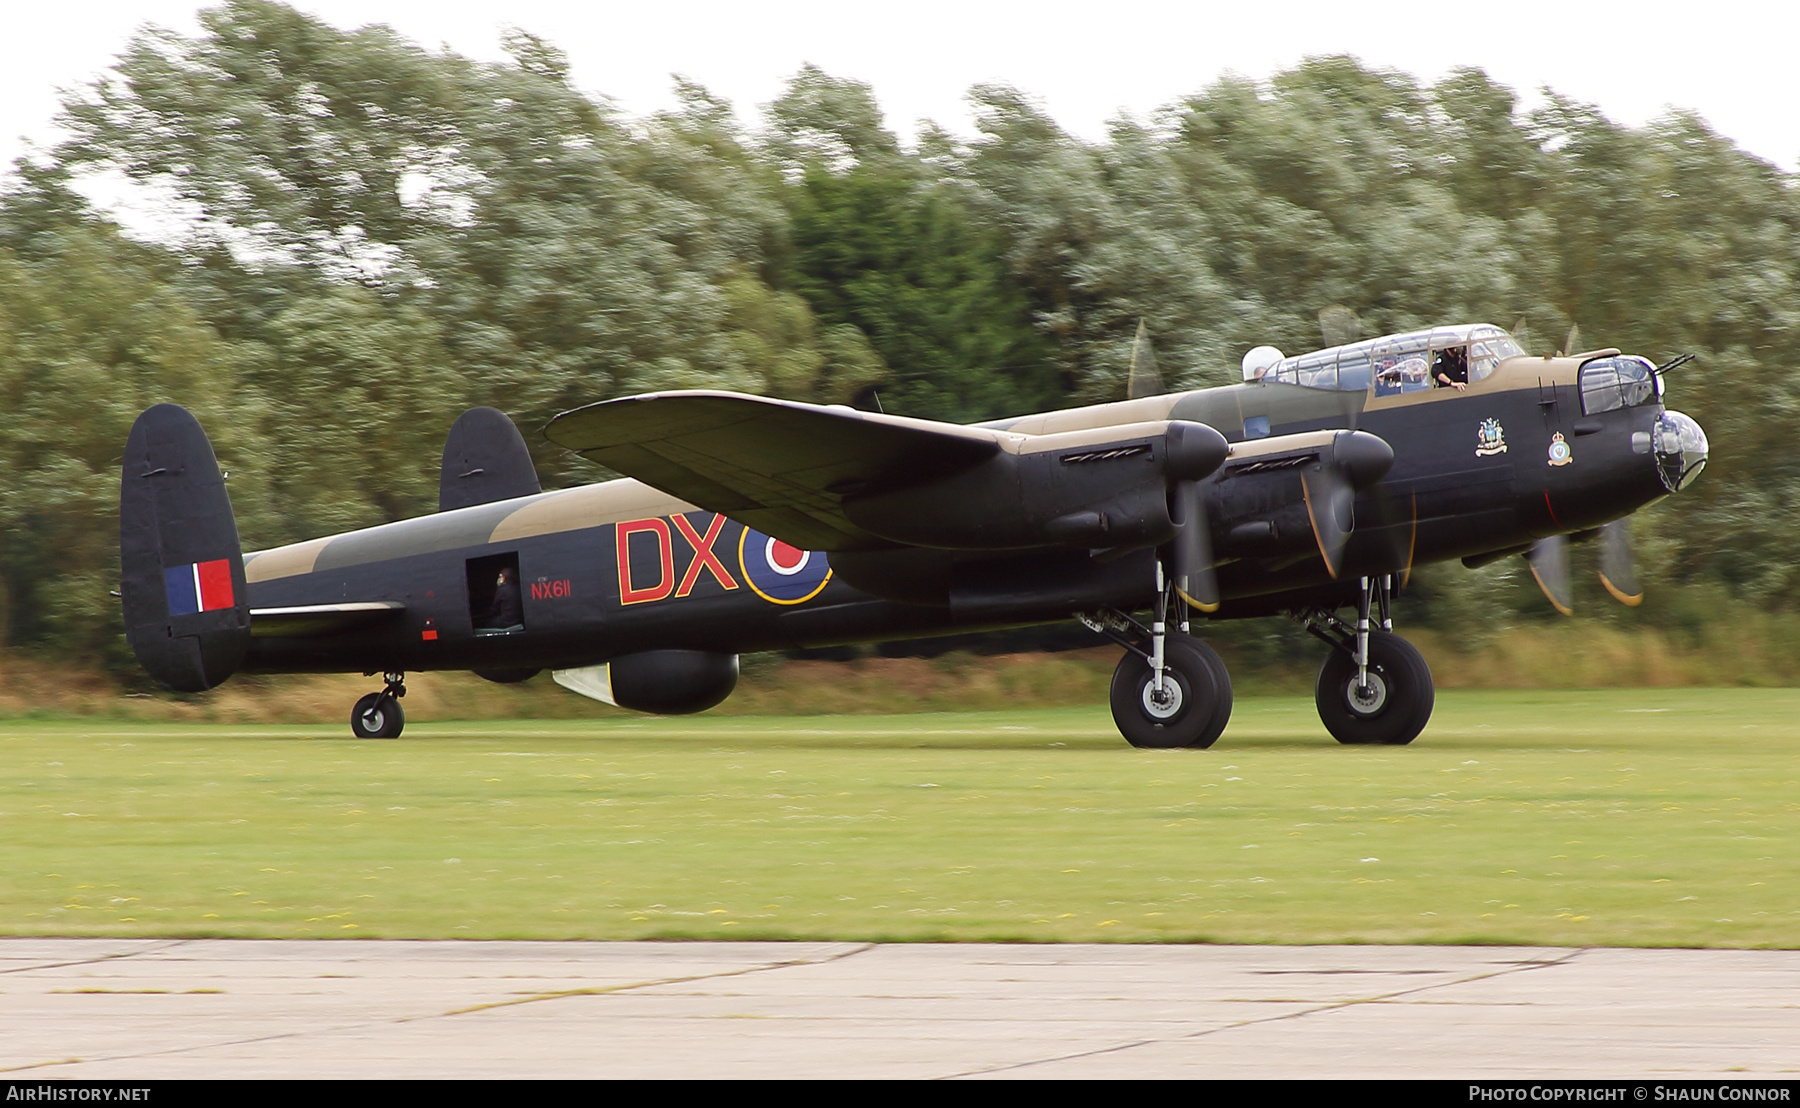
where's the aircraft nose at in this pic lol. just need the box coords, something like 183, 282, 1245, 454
1653, 409, 1708, 492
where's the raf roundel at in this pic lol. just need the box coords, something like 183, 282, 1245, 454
737, 528, 832, 605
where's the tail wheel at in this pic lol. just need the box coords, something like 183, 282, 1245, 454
351, 692, 404, 739
1110, 634, 1233, 749
1314, 630, 1433, 745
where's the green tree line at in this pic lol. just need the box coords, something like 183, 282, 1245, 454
2, 0, 1794, 671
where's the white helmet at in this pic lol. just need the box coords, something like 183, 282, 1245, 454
1241, 345, 1284, 381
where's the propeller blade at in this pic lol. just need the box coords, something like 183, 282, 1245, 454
1387, 489, 1419, 588
1301, 465, 1356, 579
1524, 535, 1574, 616
1564, 323, 1582, 358
1127, 319, 1163, 399
1318, 304, 1361, 348
1353, 480, 1418, 586
1511, 316, 1539, 356
1597, 518, 1643, 606
1170, 480, 1218, 612
1297, 430, 1395, 580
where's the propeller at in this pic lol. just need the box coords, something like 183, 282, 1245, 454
1562, 323, 1582, 358
1326, 350, 1417, 585
1128, 319, 1163, 400
1367, 488, 1420, 588
1524, 517, 1643, 614
1318, 304, 1362, 349
1299, 430, 1396, 579
1301, 466, 1357, 578
1524, 534, 1574, 616
1597, 518, 1642, 606
1163, 422, 1231, 613
1169, 478, 1218, 611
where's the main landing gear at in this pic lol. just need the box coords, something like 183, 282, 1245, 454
1298, 576, 1434, 745
1086, 569, 1434, 749
351, 671, 406, 739
1084, 563, 1233, 749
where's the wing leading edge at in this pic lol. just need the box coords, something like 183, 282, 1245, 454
544, 391, 1005, 551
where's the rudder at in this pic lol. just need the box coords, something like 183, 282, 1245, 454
119, 404, 250, 692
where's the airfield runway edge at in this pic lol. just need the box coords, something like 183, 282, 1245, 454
0, 939, 1794, 1079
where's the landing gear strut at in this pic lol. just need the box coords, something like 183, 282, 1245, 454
1298, 576, 1433, 745
1084, 562, 1233, 749
351, 671, 406, 739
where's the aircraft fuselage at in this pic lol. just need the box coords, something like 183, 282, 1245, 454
239, 352, 1673, 675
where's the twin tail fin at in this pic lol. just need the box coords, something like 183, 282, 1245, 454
119, 404, 250, 692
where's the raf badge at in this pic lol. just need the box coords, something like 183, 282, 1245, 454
1547, 432, 1572, 467
1476, 417, 1508, 457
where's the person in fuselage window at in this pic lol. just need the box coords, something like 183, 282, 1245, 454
483, 566, 524, 632
1434, 346, 1469, 390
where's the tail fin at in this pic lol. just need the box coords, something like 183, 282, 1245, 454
439, 407, 541, 512
119, 404, 250, 692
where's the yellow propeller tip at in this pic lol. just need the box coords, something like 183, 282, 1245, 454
1527, 564, 1574, 616
1175, 588, 1219, 613
1599, 574, 1643, 607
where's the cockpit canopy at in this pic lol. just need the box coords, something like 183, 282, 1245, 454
1255, 324, 1527, 395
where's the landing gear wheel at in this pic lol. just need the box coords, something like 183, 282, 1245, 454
351, 692, 404, 739
1110, 634, 1233, 749
1314, 630, 1433, 745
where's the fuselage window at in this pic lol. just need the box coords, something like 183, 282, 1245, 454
468, 552, 525, 635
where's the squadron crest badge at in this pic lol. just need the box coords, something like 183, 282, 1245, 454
1547, 432, 1573, 467
1476, 418, 1508, 457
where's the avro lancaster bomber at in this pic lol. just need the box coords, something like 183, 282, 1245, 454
121, 323, 1707, 748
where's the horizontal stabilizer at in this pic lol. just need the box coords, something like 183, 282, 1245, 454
553, 664, 616, 706
250, 602, 405, 638
545, 391, 1003, 551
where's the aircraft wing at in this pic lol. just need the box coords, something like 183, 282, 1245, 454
544, 391, 1005, 550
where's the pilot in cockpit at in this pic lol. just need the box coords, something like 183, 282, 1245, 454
1375, 353, 1428, 392
1433, 346, 1469, 391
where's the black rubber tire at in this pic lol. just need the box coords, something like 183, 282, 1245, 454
351, 692, 404, 739
1314, 630, 1433, 745
1110, 634, 1233, 749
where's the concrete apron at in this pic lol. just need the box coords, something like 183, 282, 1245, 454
1, 939, 1794, 1079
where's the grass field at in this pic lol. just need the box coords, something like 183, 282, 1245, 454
2, 689, 1796, 947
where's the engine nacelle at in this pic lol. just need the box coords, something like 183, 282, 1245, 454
843, 420, 1228, 551
552, 650, 738, 715
1211, 428, 1395, 560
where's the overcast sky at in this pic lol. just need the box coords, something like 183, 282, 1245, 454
5, 0, 1796, 183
